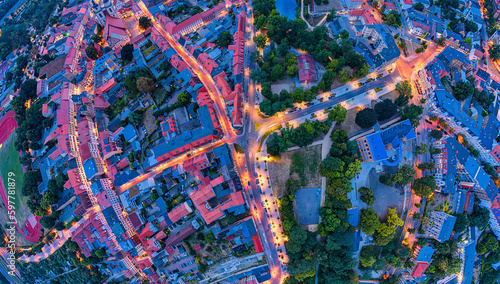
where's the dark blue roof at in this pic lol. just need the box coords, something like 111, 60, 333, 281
83, 158, 99, 179
347, 207, 359, 228
114, 171, 140, 187
415, 246, 435, 263
462, 242, 476, 284
437, 213, 457, 242
365, 132, 388, 162
122, 124, 137, 142
153, 105, 220, 159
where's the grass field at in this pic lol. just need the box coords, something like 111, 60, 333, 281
268, 145, 322, 197
0, 134, 28, 223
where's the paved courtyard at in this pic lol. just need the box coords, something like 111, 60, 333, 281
361, 167, 405, 217
294, 187, 321, 225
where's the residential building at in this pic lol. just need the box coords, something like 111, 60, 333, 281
354, 24, 400, 72
356, 119, 416, 163
297, 54, 318, 83
425, 211, 457, 243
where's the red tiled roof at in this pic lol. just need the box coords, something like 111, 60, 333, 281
167, 202, 192, 223
411, 262, 429, 278
252, 234, 263, 253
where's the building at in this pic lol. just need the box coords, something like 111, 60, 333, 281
425, 211, 457, 243
356, 119, 416, 163
167, 201, 194, 223
152, 105, 222, 163
297, 54, 318, 83
341, 0, 364, 10
354, 24, 400, 73
410, 246, 435, 279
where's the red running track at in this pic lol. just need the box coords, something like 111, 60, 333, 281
0, 111, 16, 144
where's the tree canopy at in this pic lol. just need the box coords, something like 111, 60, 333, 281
355, 108, 378, 128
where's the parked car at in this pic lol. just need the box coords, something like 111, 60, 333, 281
250, 194, 253, 198
256, 179, 259, 185
254, 172, 258, 177
254, 204, 257, 210
262, 201, 265, 206
248, 181, 251, 186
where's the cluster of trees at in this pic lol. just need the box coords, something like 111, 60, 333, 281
453, 80, 474, 101
153, 92, 193, 117
120, 43, 135, 63
139, 16, 152, 30
251, 47, 299, 84
328, 105, 347, 124
425, 240, 461, 281
382, 10, 402, 27
412, 176, 437, 197
20, 238, 109, 283
359, 187, 376, 206
267, 119, 331, 156
378, 164, 416, 187
355, 99, 399, 128
253, 0, 369, 90
0, 0, 60, 60
477, 232, 500, 282
123, 68, 156, 99
320, 129, 361, 198
258, 82, 318, 116
400, 104, 423, 127
11, 80, 52, 152
395, 81, 412, 106
281, 128, 362, 282
217, 32, 233, 48
484, 0, 499, 36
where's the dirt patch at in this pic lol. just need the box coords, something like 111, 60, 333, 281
379, 90, 399, 102
366, 167, 405, 217
142, 106, 159, 134
268, 144, 322, 197
335, 107, 364, 137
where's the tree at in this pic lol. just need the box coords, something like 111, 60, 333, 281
328, 105, 347, 124
360, 208, 380, 235
453, 213, 469, 233
129, 111, 142, 126
340, 30, 349, 39
120, 43, 134, 62
374, 99, 397, 121
318, 157, 344, 178
136, 76, 155, 93
204, 231, 215, 243
453, 80, 474, 101
393, 164, 416, 186
464, 20, 478, 33
477, 243, 487, 254
429, 129, 443, 140
379, 173, 394, 187
85, 44, 99, 60
469, 204, 490, 228
360, 249, 376, 267
270, 64, 285, 82
399, 104, 423, 127
253, 34, 268, 48
414, 2, 425, 11
396, 81, 412, 97
217, 32, 232, 48
483, 234, 499, 251
490, 44, 500, 60
94, 248, 107, 258
412, 176, 437, 197
359, 187, 376, 206
139, 16, 151, 29
374, 208, 403, 246
436, 37, 446, 47
417, 162, 435, 171
355, 108, 378, 128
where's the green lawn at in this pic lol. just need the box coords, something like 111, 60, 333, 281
0, 134, 26, 216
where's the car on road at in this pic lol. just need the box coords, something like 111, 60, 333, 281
256, 179, 259, 184
297, 108, 302, 111
329, 96, 335, 100
268, 224, 271, 229
254, 172, 258, 177
267, 214, 270, 218
254, 204, 257, 210
248, 181, 251, 186
273, 232, 276, 237
250, 194, 253, 199
262, 201, 266, 206
264, 207, 267, 213
425, 119, 432, 124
